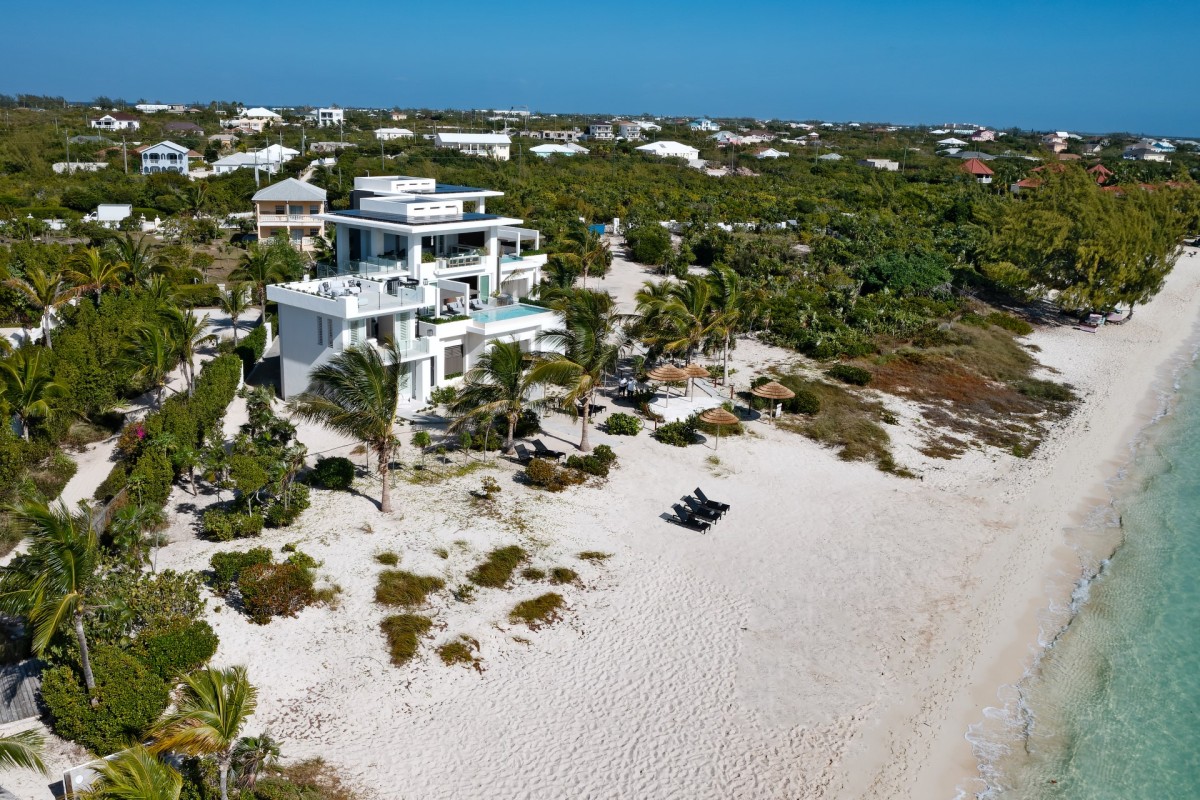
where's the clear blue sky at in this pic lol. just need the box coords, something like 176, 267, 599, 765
3, 0, 1196, 135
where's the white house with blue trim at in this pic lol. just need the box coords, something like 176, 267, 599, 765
688, 119, 719, 132
267, 176, 553, 401
137, 141, 199, 175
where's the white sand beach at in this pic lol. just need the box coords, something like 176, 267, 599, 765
7, 249, 1200, 799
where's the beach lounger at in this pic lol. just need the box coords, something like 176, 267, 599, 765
513, 443, 535, 463
694, 487, 730, 513
531, 439, 566, 460
671, 504, 711, 533
470, 299, 486, 311
684, 496, 722, 522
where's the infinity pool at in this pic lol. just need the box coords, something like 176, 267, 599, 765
469, 304, 550, 323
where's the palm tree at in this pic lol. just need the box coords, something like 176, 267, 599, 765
161, 306, 213, 397
449, 340, 543, 455
0, 501, 101, 693
635, 275, 717, 363
0, 729, 47, 775
4, 265, 73, 349
574, 228, 612, 287
65, 247, 123, 304
148, 665, 258, 800
108, 233, 157, 285
0, 348, 64, 440
121, 325, 178, 406
706, 266, 744, 384
231, 244, 282, 321
530, 289, 629, 452
107, 502, 165, 568
217, 284, 252, 345
83, 745, 182, 800
231, 733, 280, 790
289, 340, 403, 512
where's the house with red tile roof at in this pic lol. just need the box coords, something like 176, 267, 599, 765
960, 158, 994, 184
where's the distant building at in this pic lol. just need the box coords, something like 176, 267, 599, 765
86, 204, 133, 228
689, 119, 719, 132
211, 144, 298, 175
52, 162, 108, 174
375, 127, 414, 141
741, 129, 775, 144
433, 132, 511, 161
533, 129, 583, 143
89, 113, 140, 131
711, 131, 743, 146
252, 178, 327, 251
1123, 146, 1168, 162
754, 147, 789, 159
311, 108, 344, 128
530, 143, 590, 157
587, 121, 614, 140
636, 141, 700, 160
310, 141, 356, 154
614, 121, 642, 140
633, 120, 662, 132
1088, 163, 1114, 185
164, 121, 204, 135
960, 158, 994, 184
1041, 133, 1068, 153
137, 141, 200, 175
858, 158, 900, 171
390, 111, 408, 121
135, 104, 171, 113
970, 129, 997, 142
242, 107, 283, 121
816, 152, 844, 161
208, 133, 238, 150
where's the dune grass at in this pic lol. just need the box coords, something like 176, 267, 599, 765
521, 567, 546, 581
510, 593, 564, 629
549, 567, 578, 585
381, 614, 432, 665
576, 551, 611, 563
375, 570, 446, 607
437, 635, 481, 668
374, 551, 400, 566
467, 546, 528, 588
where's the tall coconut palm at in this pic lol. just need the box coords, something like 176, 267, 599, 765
0, 348, 64, 440
108, 233, 157, 285
706, 266, 744, 384
0, 501, 101, 693
289, 339, 403, 512
636, 275, 717, 363
231, 245, 282, 321
0, 729, 47, 775
4, 265, 73, 349
161, 306, 213, 397
449, 340, 543, 455
121, 325, 178, 406
217, 284, 252, 345
530, 289, 629, 452
574, 228, 612, 287
148, 666, 257, 800
65, 247, 123, 304
84, 745, 182, 800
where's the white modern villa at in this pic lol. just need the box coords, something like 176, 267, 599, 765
267, 176, 553, 402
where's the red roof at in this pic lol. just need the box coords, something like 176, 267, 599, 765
960, 158, 994, 176
1016, 177, 1043, 189
1087, 164, 1114, 184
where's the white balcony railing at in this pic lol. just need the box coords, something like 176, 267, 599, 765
258, 214, 323, 224
315, 258, 408, 278
357, 285, 425, 312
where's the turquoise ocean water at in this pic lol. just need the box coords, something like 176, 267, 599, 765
974, 351, 1200, 798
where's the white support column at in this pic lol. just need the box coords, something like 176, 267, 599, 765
477, 197, 486, 213
407, 238, 421, 277
335, 223, 349, 268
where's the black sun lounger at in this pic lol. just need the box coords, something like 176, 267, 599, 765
531, 439, 566, 460
671, 504, 711, 533
684, 496, 722, 521
694, 487, 730, 513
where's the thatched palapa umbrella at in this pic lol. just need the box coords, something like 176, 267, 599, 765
699, 406, 739, 449
684, 363, 710, 399
750, 380, 795, 423
646, 364, 689, 406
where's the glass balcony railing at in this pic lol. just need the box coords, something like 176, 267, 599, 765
315, 258, 408, 278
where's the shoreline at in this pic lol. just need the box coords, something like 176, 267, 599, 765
907, 249, 1200, 799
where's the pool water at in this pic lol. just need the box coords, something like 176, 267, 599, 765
469, 303, 549, 323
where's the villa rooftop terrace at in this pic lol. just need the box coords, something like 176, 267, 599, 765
327, 209, 505, 226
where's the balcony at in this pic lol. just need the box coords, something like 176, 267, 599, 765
258, 214, 324, 225
356, 284, 426, 312
315, 257, 409, 278
369, 336, 430, 362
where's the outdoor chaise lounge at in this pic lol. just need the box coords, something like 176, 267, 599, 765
531, 439, 566, 460
694, 487, 730, 513
513, 443, 535, 463
470, 299, 487, 311
684, 496, 722, 522
671, 504, 711, 533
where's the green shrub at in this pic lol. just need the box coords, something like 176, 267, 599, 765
826, 364, 873, 386
134, 620, 219, 680
264, 483, 310, 528
987, 312, 1034, 336
654, 418, 697, 447
784, 389, 821, 415
93, 462, 129, 503
467, 545, 527, 588
509, 593, 564, 628
311, 456, 354, 490
521, 567, 546, 581
511, 408, 541, 439
524, 458, 586, 491
437, 635, 480, 668
1017, 379, 1076, 402
565, 444, 618, 478
201, 508, 264, 541
381, 614, 432, 665
128, 447, 174, 508
375, 570, 445, 606
239, 562, 315, 624
235, 323, 268, 378
605, 412, 642, 436
29, 450, 77, 500
429, 385, 458, 407
40, 645, 169, 755
209, 547, 273, 594
375, 551, 400, 566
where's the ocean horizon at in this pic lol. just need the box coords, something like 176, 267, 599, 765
971, 346, 1200, 797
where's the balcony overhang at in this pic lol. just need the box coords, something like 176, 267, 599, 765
318, 210, 522, 234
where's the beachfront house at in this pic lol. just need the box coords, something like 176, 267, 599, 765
636, 141, 701, 160
138, 141, 200, 175
267, 175, 553, 402
434, 133, 511, 161
89, 112, 140, 131
252, 178, 327, 251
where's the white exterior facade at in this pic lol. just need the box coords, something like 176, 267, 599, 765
314, 108, 344, 127
139, 141, 196, 175
434, 133, 512, 161
636, 141, 700, 160
267, 176, 553, 402
375, 127, 415, 141
89, 113, 140, 131
858, 158, 901, 171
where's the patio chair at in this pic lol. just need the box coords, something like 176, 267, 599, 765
470, 299, 487, 311
694, 487, 730, 513
684, 496, 722, 522
513, 443, 535, 463
671, 504, 711, 533
531, 439, 566, 460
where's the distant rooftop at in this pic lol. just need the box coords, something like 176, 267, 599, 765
328, 209, 503, 227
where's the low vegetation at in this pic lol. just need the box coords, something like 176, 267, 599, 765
374, 551, 400, 566
381, 614, 433, 665
374, 570, 446, 607
577, 551, 611, 562
467, 546, 527, 588
549, 567, 578, 585
437, 635, 482, 669
510, 593, 565, 628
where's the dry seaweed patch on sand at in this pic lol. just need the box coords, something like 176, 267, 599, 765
509, 593, 565, 628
